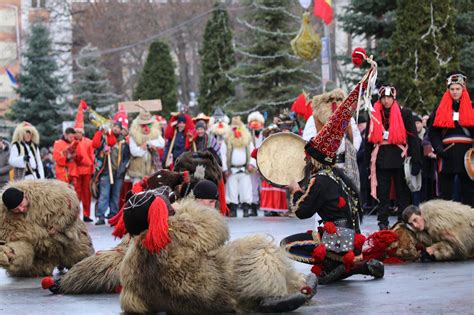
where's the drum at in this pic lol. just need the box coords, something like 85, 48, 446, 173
465, 148, 474, 180
256, 132, 307, 187
404, 156, 422, 192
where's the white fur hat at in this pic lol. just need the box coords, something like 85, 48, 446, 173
247, 111, 265, 124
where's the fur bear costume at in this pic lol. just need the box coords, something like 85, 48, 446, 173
413, 199, 474, 261
118, 194, 317, 314
0, 180, 94, 276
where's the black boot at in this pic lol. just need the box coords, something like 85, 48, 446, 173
228, 203, 237, 217
317, 264, 346, 285
242, 203, 250, 218
258, 293, 308, 313
250, 203, 258, 216
347, 259, 385, 279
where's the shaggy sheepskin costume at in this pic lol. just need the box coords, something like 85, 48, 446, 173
0, 180, 94, 277
119, 197, 317, 314
415, 200, 474, 261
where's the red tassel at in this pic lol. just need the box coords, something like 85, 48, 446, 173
41, 277, 55, 289
112, 212, 127, 238
324, 222, 337, 234
343, 250, 355, 272
108, 205, 123, 227
362, 230, 398, 261
312, 244, 327, 262
434, 89, 474, 128
353, 233, 366, 252
142, 196, 171, 253
251, 148, 258, 159
218, 179, 228, 216
352, 47, 366, 67
337, 196, 346, 208
310, 264, 323, 276
132, 180, 146, 193
182, 171, 190, 184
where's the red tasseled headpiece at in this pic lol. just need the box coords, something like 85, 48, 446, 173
343, 250, 355, 272
337, 196, 346, 209
353, 233, 366, 252
311, 264, 323, 276
312, 244, 327, 262
324, 222, 337, 234
133, 177, 148, 193
362, 230, 399, 262
41, 276, 55, 289
142, 196, 171, 253
352, 47, 367, 67
112, 207, 127, 238
368, 100, 407, 145
218, 179, 228, 216
433, 89, 474, 128
108, 205, 123, 227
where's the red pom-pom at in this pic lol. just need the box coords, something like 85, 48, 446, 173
114, 284, 123, 293
41, 276, 55, 289
354, 233, 366, 252
306, 229, 313, 235
352, 47, 366, 67
324, 222, 337, 234
343, 250, 355, 272
337, 196, 346, 208
310, 265, 323, 276
312, 244, 327, 262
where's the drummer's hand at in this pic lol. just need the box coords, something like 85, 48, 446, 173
247, 165, 255, 173
288, 180, 303, 194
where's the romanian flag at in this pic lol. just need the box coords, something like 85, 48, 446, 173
314, 0, 333, 25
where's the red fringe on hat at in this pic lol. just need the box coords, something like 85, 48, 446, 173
142, 196, 171, 253
362, 230, 402, 263
324, 222, 337, 234
312, 244, 327, 263
433, 89, 474, 128
343, 250, 355, 272
353, 233, 366, 252
368, 100, 407, 145
112, 208, 127, 238
218, 179, 228, 216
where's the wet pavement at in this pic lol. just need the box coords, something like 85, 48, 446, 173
1, 211, 473, 314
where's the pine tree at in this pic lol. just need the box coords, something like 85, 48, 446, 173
134, 41, 177, 115
8, 23, 64, 147
73, 44, 120, 124
389, 0, 458, 113
339, 0, 396, 85
454, 0, 473, 95
198, 4, 236, 115
231, 0, 319, 115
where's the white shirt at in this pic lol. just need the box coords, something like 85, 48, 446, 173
129, 136, 165, 158
9, 142, 45, 179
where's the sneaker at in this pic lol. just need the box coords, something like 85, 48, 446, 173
83, 216, 93, 222
95, 218, 105, 225
366, 259, 384, 279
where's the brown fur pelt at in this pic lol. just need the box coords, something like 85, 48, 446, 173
390, 222, 420, 261
210, 120, 230, 137
312, 88, 346, 125
0, 180, 94, 277
129, 118, 161, 146
119, 199, 308, 314
416, 199, 474, 261
55, 236, 130, 294
12, 121, 40, 145
174, 151, 223, 184
225, 124, 251, 148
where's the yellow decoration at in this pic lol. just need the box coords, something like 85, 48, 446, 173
291, 12, 321, 61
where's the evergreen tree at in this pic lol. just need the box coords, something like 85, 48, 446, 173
8, 23, 64, 147
231, 0, 319, 115
198, 4, 236, 115
73, 43, 120, 120
454, 0, 473, 95
389, 0, 458, 113
339, 0, 396, 85
134, 41, 177, 115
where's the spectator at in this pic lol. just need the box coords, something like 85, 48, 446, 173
40, 147, 55, 179
9, 121, 44, 180
0, 137, 12, 187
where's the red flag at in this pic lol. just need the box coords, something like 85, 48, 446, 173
314, 0, 333, 25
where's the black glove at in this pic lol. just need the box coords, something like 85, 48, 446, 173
411, 162, 421, 176
420, 249, 436, 262
23, 155, 29, 162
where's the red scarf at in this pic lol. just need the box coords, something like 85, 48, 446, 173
433, 88, 474, 128
368, 101, 407, 145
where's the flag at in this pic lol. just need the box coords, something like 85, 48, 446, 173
4, 66, 18, 88
314, 0, 333, 25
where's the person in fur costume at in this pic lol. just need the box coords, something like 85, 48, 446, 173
9, 121, 44, 180
128, 106, 164, 183
209, 107, 231, 170
402, 199, 474, 261
0, 179, 94, 277
225, 116, 256, 217
117, 191, 317, 314
247, 111, 265, 216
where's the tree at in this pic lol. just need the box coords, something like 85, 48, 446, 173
134, 41, 177, 115
454, 0, 474, 95
339, 0, 396, 86
198, 4, 236, 115
73, 44, 120, 118
8, 23, 64, 147
389, 0, 458, 113
231, 0, 319, 115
